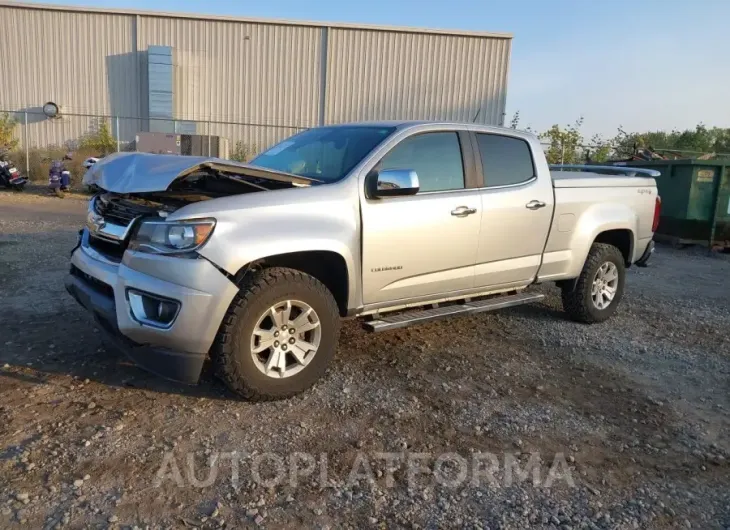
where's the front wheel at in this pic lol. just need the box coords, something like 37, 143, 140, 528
212, 267, 340, 401
561, 243, 626, 323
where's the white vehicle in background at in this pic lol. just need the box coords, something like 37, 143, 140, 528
67, 121, 660, 400
81, 157, 101, 192
83, 157, 100, 169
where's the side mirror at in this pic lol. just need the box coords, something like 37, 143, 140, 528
367, 169, 420, 198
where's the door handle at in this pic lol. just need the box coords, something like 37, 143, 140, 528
525, 200, 546, 210
451, 206, 477, 217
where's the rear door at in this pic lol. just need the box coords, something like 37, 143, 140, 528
360, 130, 482, 305
471, 132, 554, 288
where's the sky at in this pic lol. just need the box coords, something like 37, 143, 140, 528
23, 0, 730, 137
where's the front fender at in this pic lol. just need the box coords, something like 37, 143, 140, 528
564, 202, 637, 279
172, 181, 361, 310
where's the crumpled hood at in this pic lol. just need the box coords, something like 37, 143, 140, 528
82, 152, 316, 193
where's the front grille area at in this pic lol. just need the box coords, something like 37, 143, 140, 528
87, 194, 158, 261
87, 235, 126, 262
94, 196, 140, 226
70, 264, 115, 299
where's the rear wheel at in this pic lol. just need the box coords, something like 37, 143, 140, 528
561, 243, 625, 323
212, 267, 340, 401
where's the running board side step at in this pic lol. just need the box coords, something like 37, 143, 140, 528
362, 292, 545, 333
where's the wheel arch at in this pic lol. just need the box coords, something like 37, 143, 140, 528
593, 228, 634, 266
233, 250, 350, 317
557, 230, 633, 293
562, 201, 639, 280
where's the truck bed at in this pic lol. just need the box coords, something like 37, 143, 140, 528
551, 170, 655, 188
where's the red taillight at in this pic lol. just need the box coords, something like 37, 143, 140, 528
652, 196, 661, 233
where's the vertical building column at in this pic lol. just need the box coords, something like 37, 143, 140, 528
148, 45, 174, 133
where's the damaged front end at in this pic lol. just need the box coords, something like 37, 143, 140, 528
68, 152, 306, 383
85, 193, 215, 262
82, 152, 317, 262
83, 151, 318, 193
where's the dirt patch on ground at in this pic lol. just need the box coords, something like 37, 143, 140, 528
0, 194, 728, 529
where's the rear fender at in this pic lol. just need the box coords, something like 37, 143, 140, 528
564, 203, 637, 280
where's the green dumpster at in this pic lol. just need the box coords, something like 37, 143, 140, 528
616, 159, 730, 247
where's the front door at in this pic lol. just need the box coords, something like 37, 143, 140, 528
360, 131, 482, 305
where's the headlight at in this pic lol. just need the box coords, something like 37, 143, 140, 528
129, 218, 216, 255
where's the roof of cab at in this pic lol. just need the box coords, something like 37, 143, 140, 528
324, 120, 538, 138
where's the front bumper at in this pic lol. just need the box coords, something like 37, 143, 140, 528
66, 230, 239, 383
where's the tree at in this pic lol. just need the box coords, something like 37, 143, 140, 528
610, 124, 730, 159
79, 119, 116, 155
517, 113, 730, 162
586, 134, 612, 162
0, 112, 19, 151
230, 141, 258, 162
540, 118, 585, 164
508, 111, 533, 133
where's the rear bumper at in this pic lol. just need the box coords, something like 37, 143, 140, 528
66, 230, 239, 383
635, 239, 655, 267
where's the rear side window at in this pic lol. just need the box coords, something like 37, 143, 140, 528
475, 134, 535, 187
378, 132, 465, 193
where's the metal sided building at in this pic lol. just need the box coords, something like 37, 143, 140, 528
0, 1, 512, 153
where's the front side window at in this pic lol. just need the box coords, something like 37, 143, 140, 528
475, 134, 535, 187
378, 132, 465, 193
250, 126, 395, 183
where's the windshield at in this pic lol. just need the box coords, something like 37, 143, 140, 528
250, 126, 396, 183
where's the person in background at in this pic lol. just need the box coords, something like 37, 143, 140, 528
48, 154, 72, 197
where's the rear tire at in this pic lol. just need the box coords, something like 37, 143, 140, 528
212, 267, 340, 401
561, 243, 625, 323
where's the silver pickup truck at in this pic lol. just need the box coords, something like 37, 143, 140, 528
67, 121, 660, 400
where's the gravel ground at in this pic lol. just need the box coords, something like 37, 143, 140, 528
0, 190, 728, 530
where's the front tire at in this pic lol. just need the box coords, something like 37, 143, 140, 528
212, 267, 340, 401
561, 243, 626, 323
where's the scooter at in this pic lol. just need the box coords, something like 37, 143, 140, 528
0, 152, 28, 191
49, 158, 72, 198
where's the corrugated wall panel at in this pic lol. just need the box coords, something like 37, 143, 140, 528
136, 16, 321, 131
0, 4, 511, 153
324, 29, 510, 126
0, 5, 139, 147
